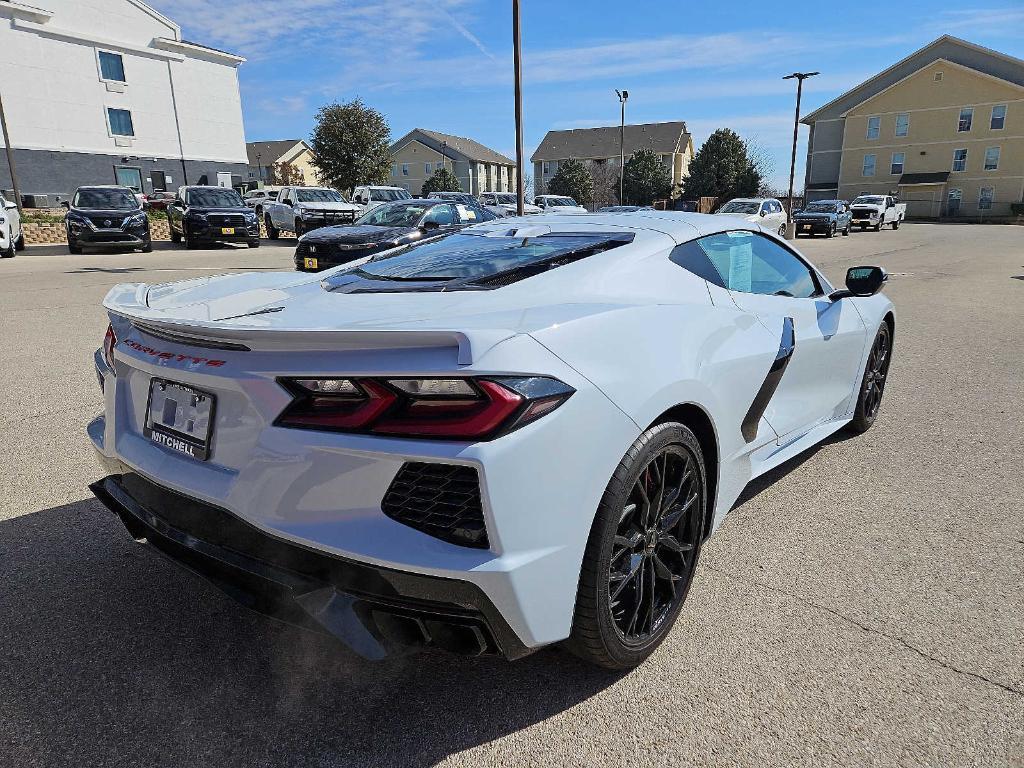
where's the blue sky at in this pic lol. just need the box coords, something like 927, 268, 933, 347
150, 0, 1024, 190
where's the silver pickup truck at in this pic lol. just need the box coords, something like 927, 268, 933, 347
262, 186, 362, 238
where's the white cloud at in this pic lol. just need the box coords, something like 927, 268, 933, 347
932, 8, 1024, 36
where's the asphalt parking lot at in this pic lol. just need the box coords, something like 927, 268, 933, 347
1, 224, 1022, 767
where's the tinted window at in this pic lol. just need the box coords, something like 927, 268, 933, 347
669, 241, 725, 287
718, 201, 759, 214
369, 189, 410, 202
186, 188, 244, 207
357, 233, 627, 281
695, 231, 819, 298
73, 188, 139, 209
99, 51, 125, 82
423, 204, 456, 226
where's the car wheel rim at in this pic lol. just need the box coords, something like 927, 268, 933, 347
608, 445, 702, 643
863, 328, 890, 418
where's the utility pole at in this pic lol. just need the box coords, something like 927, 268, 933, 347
255, 152, 262, 185
616, 89, 628, 204
0, 85, 24, 216
783, 71, 818, 239
512, 0, 525, 215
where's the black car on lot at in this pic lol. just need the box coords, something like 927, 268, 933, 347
63, 185, 151, 254
168, 186, 260, 249
295, 199, 496, 272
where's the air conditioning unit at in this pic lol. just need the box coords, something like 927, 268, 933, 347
22, 193, 51, 208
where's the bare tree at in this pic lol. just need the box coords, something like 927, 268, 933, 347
744, 138, 777, 198
268, 161, 304, 186
590, 161, 618, 210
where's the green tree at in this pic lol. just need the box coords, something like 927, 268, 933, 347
547, 157, 593, 208
309, 98, 391, 192
421, 167, 462, 196
682, 128, 762, 202
621, 148, 672, 205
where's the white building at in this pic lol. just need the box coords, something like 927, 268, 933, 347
0, 0, 248, 203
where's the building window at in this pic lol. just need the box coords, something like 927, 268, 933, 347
424, 162, 432, 176
990, 105, 1006, 130
890, 152, 905, 175
951, 148, 967, 172
542, 161, 550, 175
984, 146, 1000, 171
895, 112, 909, 137
934, 71, 943, 82
401, 163, 409, 176
107, 108, 134, 137
98, 51, 126, 82
862, 154, 876, 176
979, 187, 994, 210
957, 107, 973, 132
866, 116, 880, 140
391, 163, 398, 178
947, 188, 961, 215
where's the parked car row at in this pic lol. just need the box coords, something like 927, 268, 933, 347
712, 195, 907, 240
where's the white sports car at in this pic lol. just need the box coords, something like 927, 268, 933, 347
89, 212, 894, 669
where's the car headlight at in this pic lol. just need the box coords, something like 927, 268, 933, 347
124, 213, 146, 227
187, 211, 208, 221
300, 208, 320, 218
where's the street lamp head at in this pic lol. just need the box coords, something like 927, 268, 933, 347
783, 71, 820, 80
616, 89, 628, 102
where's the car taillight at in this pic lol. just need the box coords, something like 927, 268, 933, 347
103, 323, 117, 371
276, 376, 574, 440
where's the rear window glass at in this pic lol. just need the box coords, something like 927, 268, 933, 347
355, 232, 631, 281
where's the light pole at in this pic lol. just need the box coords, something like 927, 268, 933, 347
0, 85, 23, 216
255, 152, 262, 185
512, 0, 525, 215
783, 71, 818, 239
615, 89, 628, 204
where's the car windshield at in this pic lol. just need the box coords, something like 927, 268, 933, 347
853, 196, 885, 205
545, 197, 576, 206
369, 189, 411, 202
356, 202, 430, 227
355, 232, 625, 281
297, 189, 344, 203
718, 201, 759, 214
805, 203, 837, 213
73, 188, 139, 210
492, 194, 518, 205
186, 188, 244, 207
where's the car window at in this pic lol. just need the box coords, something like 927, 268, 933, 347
453, 204, 481, 224
423, 204, 456, 226
695, 231, 819, 298
669, 241, 726, 288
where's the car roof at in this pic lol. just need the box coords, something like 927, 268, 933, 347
77, 185, 134, 190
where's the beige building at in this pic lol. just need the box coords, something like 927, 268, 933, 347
803, 36, 1024, 219
246, 140, 318, 186
530, 122, 693, 199
389, 129, 516, 196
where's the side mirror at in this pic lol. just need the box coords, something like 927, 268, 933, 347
831, 265, 888, 300
60, 200, 70, 210
7, 200, 21, 210
422, 220, 440, 231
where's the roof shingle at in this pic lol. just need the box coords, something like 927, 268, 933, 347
531, 121, 689, 162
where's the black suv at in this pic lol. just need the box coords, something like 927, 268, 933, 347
168, 186, 260, 248
63, 185, 151, 254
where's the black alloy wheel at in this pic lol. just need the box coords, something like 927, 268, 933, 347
848, 322, 892, 433
568, 422, 706, 669
826, 222, 836, 238
265, 214, 279, 240
608, 446, 703, 643
777, 223, 786, 237
2, 226, 14, 258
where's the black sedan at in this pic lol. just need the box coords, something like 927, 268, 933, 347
63, 185, 151, 254
167, 186, 260, 249
295, 199, 495, 272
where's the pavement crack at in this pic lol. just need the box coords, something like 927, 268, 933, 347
703, 563, 1024, 699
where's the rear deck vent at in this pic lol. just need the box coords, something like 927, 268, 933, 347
382, 462, 488, 548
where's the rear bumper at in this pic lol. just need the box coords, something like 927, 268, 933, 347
90, 472, 531, 660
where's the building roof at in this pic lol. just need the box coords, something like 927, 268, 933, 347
898, 172, 951, 185
531, 121, 690, 162
246, 140, 304, 167
803, 36, 1024, 124
391, 129, 515, 166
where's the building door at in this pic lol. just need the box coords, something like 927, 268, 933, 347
114, 166, 143, 192
217, 172, 232, 188
151, 170, 167, 192
947, 188, 962, 217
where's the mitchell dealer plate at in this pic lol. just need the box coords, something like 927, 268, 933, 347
144, 379, 215, 460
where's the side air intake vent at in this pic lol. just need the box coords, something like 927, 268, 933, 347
381, 462, 488, 548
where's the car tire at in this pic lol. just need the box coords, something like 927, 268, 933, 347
265, 214, 279, 240
567, 421, 706, 670
183, 228, 198, 250
777, 224, 786, 237
140, 237, 153, 253
842, 225, 850, 236
2, 227, 14, 258
892, 219, 900, 230
248, 239, 260, 248
293, 219, 304, 238
170, 226, 181, 244
874, 219, 883, 232
847, 322, 892, 434
14, 230, 25, 251
826, 223, 835, 238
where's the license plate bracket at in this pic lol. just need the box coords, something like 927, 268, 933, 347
144, 379, 216, 460
221, 227, 235, 235
304, 257, 318, 270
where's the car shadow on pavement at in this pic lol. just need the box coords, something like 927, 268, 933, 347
0, 498, 622, 768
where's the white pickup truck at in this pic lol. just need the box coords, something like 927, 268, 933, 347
351, 185, 412, 214
849, 194, 906, 231
262, 186, 362, 238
